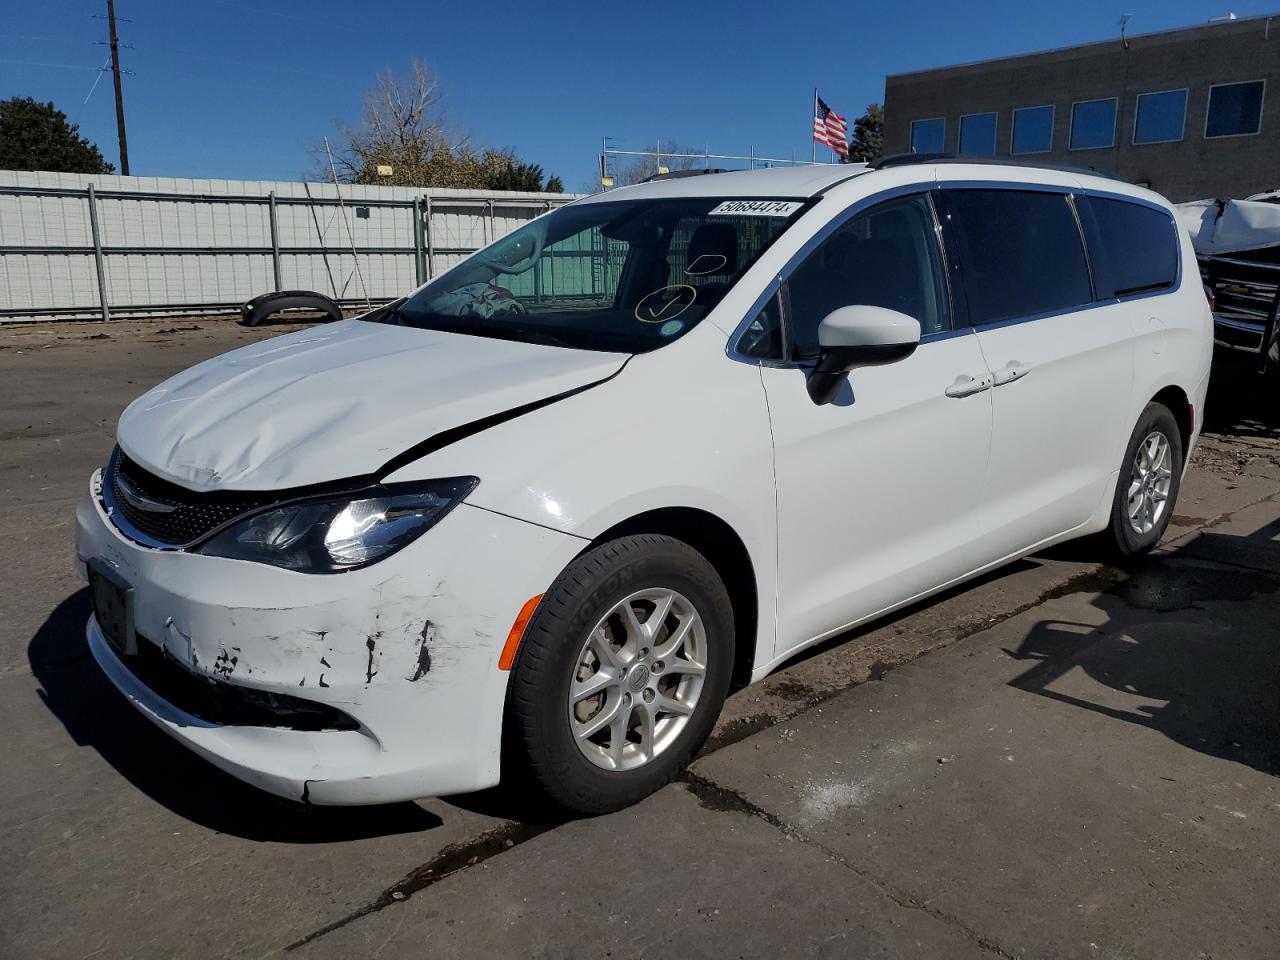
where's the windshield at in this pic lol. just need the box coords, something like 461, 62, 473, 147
379, 196, 805, 353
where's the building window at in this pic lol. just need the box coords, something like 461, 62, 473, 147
1011, 105, 1054, 154
1133, 89, 1187, 144
910, 118, 946, 154
1205, 80, 1265, 138
1069, 98, 1118, 150
958, 112, 997, 156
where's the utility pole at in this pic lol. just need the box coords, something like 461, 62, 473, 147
106, 0, 129, 175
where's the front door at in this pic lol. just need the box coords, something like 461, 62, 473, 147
755, 192, 995, 657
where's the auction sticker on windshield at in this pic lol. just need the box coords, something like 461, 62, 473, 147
709, 200, 803, 217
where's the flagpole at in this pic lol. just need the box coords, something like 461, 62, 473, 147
811, 87, 817, 164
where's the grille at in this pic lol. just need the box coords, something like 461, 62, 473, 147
124, 632, 358, 730
1201, 252, 1280, 358
107, 449, 278, 546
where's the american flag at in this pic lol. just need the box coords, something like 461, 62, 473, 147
813, 94, 848, 157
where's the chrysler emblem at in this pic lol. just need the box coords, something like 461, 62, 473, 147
116, 474, 178, 514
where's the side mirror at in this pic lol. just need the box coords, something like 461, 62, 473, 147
806, 305, 921, 404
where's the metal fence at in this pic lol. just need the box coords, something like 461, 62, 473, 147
0, 171, 579, 322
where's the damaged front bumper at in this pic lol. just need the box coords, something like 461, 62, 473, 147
75, 471, 585, 805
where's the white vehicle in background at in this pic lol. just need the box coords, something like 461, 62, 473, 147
76, 158, 1211, 814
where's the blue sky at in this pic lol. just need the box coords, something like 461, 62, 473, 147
3, 1, 1274, 189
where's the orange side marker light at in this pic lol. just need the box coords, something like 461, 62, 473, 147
498, 594, 544, 670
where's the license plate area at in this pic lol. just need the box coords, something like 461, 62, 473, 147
88, 559, 137, 657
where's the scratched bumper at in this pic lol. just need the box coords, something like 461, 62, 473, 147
74, 471, 584, 804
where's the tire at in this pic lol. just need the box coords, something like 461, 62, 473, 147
504, 534, 735, 815
1105, 402, 1184, 557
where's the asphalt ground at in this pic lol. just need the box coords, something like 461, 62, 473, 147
2, 318, 1277, 959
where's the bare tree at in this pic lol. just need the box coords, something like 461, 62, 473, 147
318, 59, 558, 190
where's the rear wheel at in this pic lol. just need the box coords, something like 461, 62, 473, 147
504, 534, 734, 815
1105, 402, 1183, 556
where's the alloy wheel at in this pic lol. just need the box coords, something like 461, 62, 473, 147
567, 588, 707, 772
1127, 430, 1173, 535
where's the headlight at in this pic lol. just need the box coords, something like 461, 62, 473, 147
197, 478, 478, 572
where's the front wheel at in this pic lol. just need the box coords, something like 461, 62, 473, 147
504, 534, 734, 815
1105, 402, 1184, 556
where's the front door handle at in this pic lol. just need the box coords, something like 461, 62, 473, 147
993, 361, 1033, 387
944, 373, 994, 398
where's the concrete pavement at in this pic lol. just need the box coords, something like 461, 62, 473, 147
2, 318, 1278, 958
291, 490, 1280, 960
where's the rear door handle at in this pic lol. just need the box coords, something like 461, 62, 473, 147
993, 361, 1033, 387
944, 373, 994, 398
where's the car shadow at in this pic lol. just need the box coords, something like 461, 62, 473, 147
1005, 525, 1280, 776
28, 589, 444, 843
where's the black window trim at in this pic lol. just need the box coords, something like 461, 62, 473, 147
935, 181, 1183, 335
726, 180, 1182, 367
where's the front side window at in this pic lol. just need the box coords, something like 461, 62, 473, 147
1206, 80, 1265, 137
386, 197, 799, 353
1087, 198, 1178, 297
1134, 89, 1188, 144
911, 118, 946, 154
959, 113, 997, 156
786, 194, 950, 359
944, 189, 1092, 325
1011, 105, 1054, 154
1070, 98, 1118, 150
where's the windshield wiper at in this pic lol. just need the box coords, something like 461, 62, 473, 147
432, 318, 575, 349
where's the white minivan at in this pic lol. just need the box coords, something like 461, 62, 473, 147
76, 159, 1212, 814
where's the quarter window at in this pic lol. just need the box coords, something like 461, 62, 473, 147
1087, 198, 1178, 297
944, 189, 1092, 325
786, 194, 950, 359
959, 113, 997, 156
1070, 98, 1118, 150
1133, 89, 1187, 144
1206, 80, 1265, 137
737, 291, 784, 359
1011, 105, 1054, 154
910, 118, 946, 154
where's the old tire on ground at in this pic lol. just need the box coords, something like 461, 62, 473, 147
1105, 402, 1184, 557
239, 290, 343, 327
504, 534, 734, 816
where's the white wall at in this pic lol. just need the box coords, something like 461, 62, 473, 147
0, 170, 578, 321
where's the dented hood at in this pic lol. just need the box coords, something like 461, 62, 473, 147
117, 319, 627, 492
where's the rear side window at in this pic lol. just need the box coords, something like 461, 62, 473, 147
944, 189, 1092, 325
1087, 198, 1178, 297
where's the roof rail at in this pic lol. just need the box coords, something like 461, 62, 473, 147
871, 153, 954, 169
869, 153, 1126, 182
640, 168, 731, 183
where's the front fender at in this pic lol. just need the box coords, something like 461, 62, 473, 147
384, 333, 780, 666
